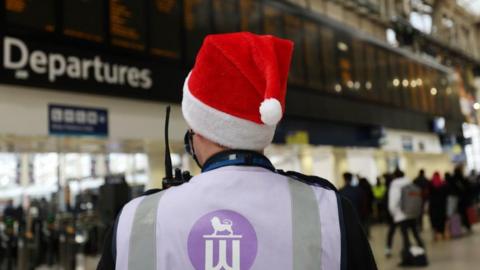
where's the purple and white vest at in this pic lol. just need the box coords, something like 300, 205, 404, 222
115, 166, 342, 270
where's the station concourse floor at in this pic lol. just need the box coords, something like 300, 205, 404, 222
370, 223, 480, 270
39, 224, 480, 270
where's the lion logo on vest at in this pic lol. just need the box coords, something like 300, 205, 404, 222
210, 217, 234, 236
188, 210, 258, 270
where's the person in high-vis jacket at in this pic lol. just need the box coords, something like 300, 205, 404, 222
97, 32, 377, 270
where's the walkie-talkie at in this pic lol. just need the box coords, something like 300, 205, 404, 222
162, 106, 192, 190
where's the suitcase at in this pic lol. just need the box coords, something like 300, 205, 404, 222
467, 206, 478, 225
449, 213, 463, 238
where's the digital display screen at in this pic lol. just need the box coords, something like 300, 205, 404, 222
284, 14, 305, 85
240, 0, 262, 33
64, 0, 105, 43
5, 0, 55, 32
110, 0, 146, 51
184, 0, 212, 64
304, 21, 323, 90
212, 0, 239, 33
149, 0, 181, 59
263, 4, 284, 37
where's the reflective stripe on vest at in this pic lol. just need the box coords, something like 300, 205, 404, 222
128, 191, 165, 269
115, 196, 144, 270
288, 178, 323, 269
116, 178, 342, 269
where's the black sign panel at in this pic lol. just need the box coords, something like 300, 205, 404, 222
149, 0, 181, 59
5, 0, 55, 32
0, 34, 185, 102
63, 0, 105, 43
109, 0, 146, 51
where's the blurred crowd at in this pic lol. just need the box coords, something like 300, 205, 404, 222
0, 191, 107, 269
340, 166, 480, 264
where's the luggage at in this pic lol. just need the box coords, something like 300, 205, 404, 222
400, 246, 428, 267
400, 184, 423, 219
449, 213, 463, 238
467, 206, 478, 225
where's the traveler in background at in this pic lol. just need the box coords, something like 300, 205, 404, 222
468, 170, 480, 204
2, 200, 15, 220
359, 177, 374, 237
444, 172, 452, 190
372, 177, 387, 223
384, 173, 397, 258
428, 172, 447, 241
340, 172, 366, 220
445, 171, 459, 239
413, 169, 430, 231
452, 167, 473, 233
388, 169, 425, 263
468, 170, 477, 185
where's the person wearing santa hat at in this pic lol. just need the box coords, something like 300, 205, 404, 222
98, 32, 377, 270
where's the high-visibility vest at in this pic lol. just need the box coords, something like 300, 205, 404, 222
372, 184, 386, 200
115, 166, 345, 270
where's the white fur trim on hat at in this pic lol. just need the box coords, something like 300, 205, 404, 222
182, 77, 276, 150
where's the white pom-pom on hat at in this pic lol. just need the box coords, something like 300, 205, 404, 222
260, 98, 283, 126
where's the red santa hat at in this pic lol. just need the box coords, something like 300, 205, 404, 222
182, 32, 294, 150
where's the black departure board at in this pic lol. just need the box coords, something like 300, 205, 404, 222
110, 0, 146, 51
184, 0, 212, 64
263, 3, 284, 37
284, 14, 305, 85
240, 0, 262, 33
212, 0, 239, 33
304, 21, 323, 90
149, 0, 181, 59
64, 0, 105, 43
5, 0, 55, 32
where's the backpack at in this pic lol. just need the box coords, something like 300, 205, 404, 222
400, 183, 423, 219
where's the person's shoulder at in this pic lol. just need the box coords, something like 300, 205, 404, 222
277, 170, 338, 192
121, 188, 165, 211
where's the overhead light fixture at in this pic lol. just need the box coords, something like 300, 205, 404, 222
337, 42, 349, 52
334, 84, 342, 93
402, 79, 409, 87
430, 88, 438, 96
354, 81, 361, 90
393, 78, 400, 87
347, 81, 354, 89
365, 81, 372, 90
474, 102, 480, 110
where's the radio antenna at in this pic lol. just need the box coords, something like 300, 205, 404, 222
164, 106, 173, 180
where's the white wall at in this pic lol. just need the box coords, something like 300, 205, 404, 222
382, 128, 443, 154
0, 84, 188, 141
0, 84, 190, 190
346, 148, 378, 185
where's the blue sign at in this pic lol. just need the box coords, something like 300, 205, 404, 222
49, 104, 108, 137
